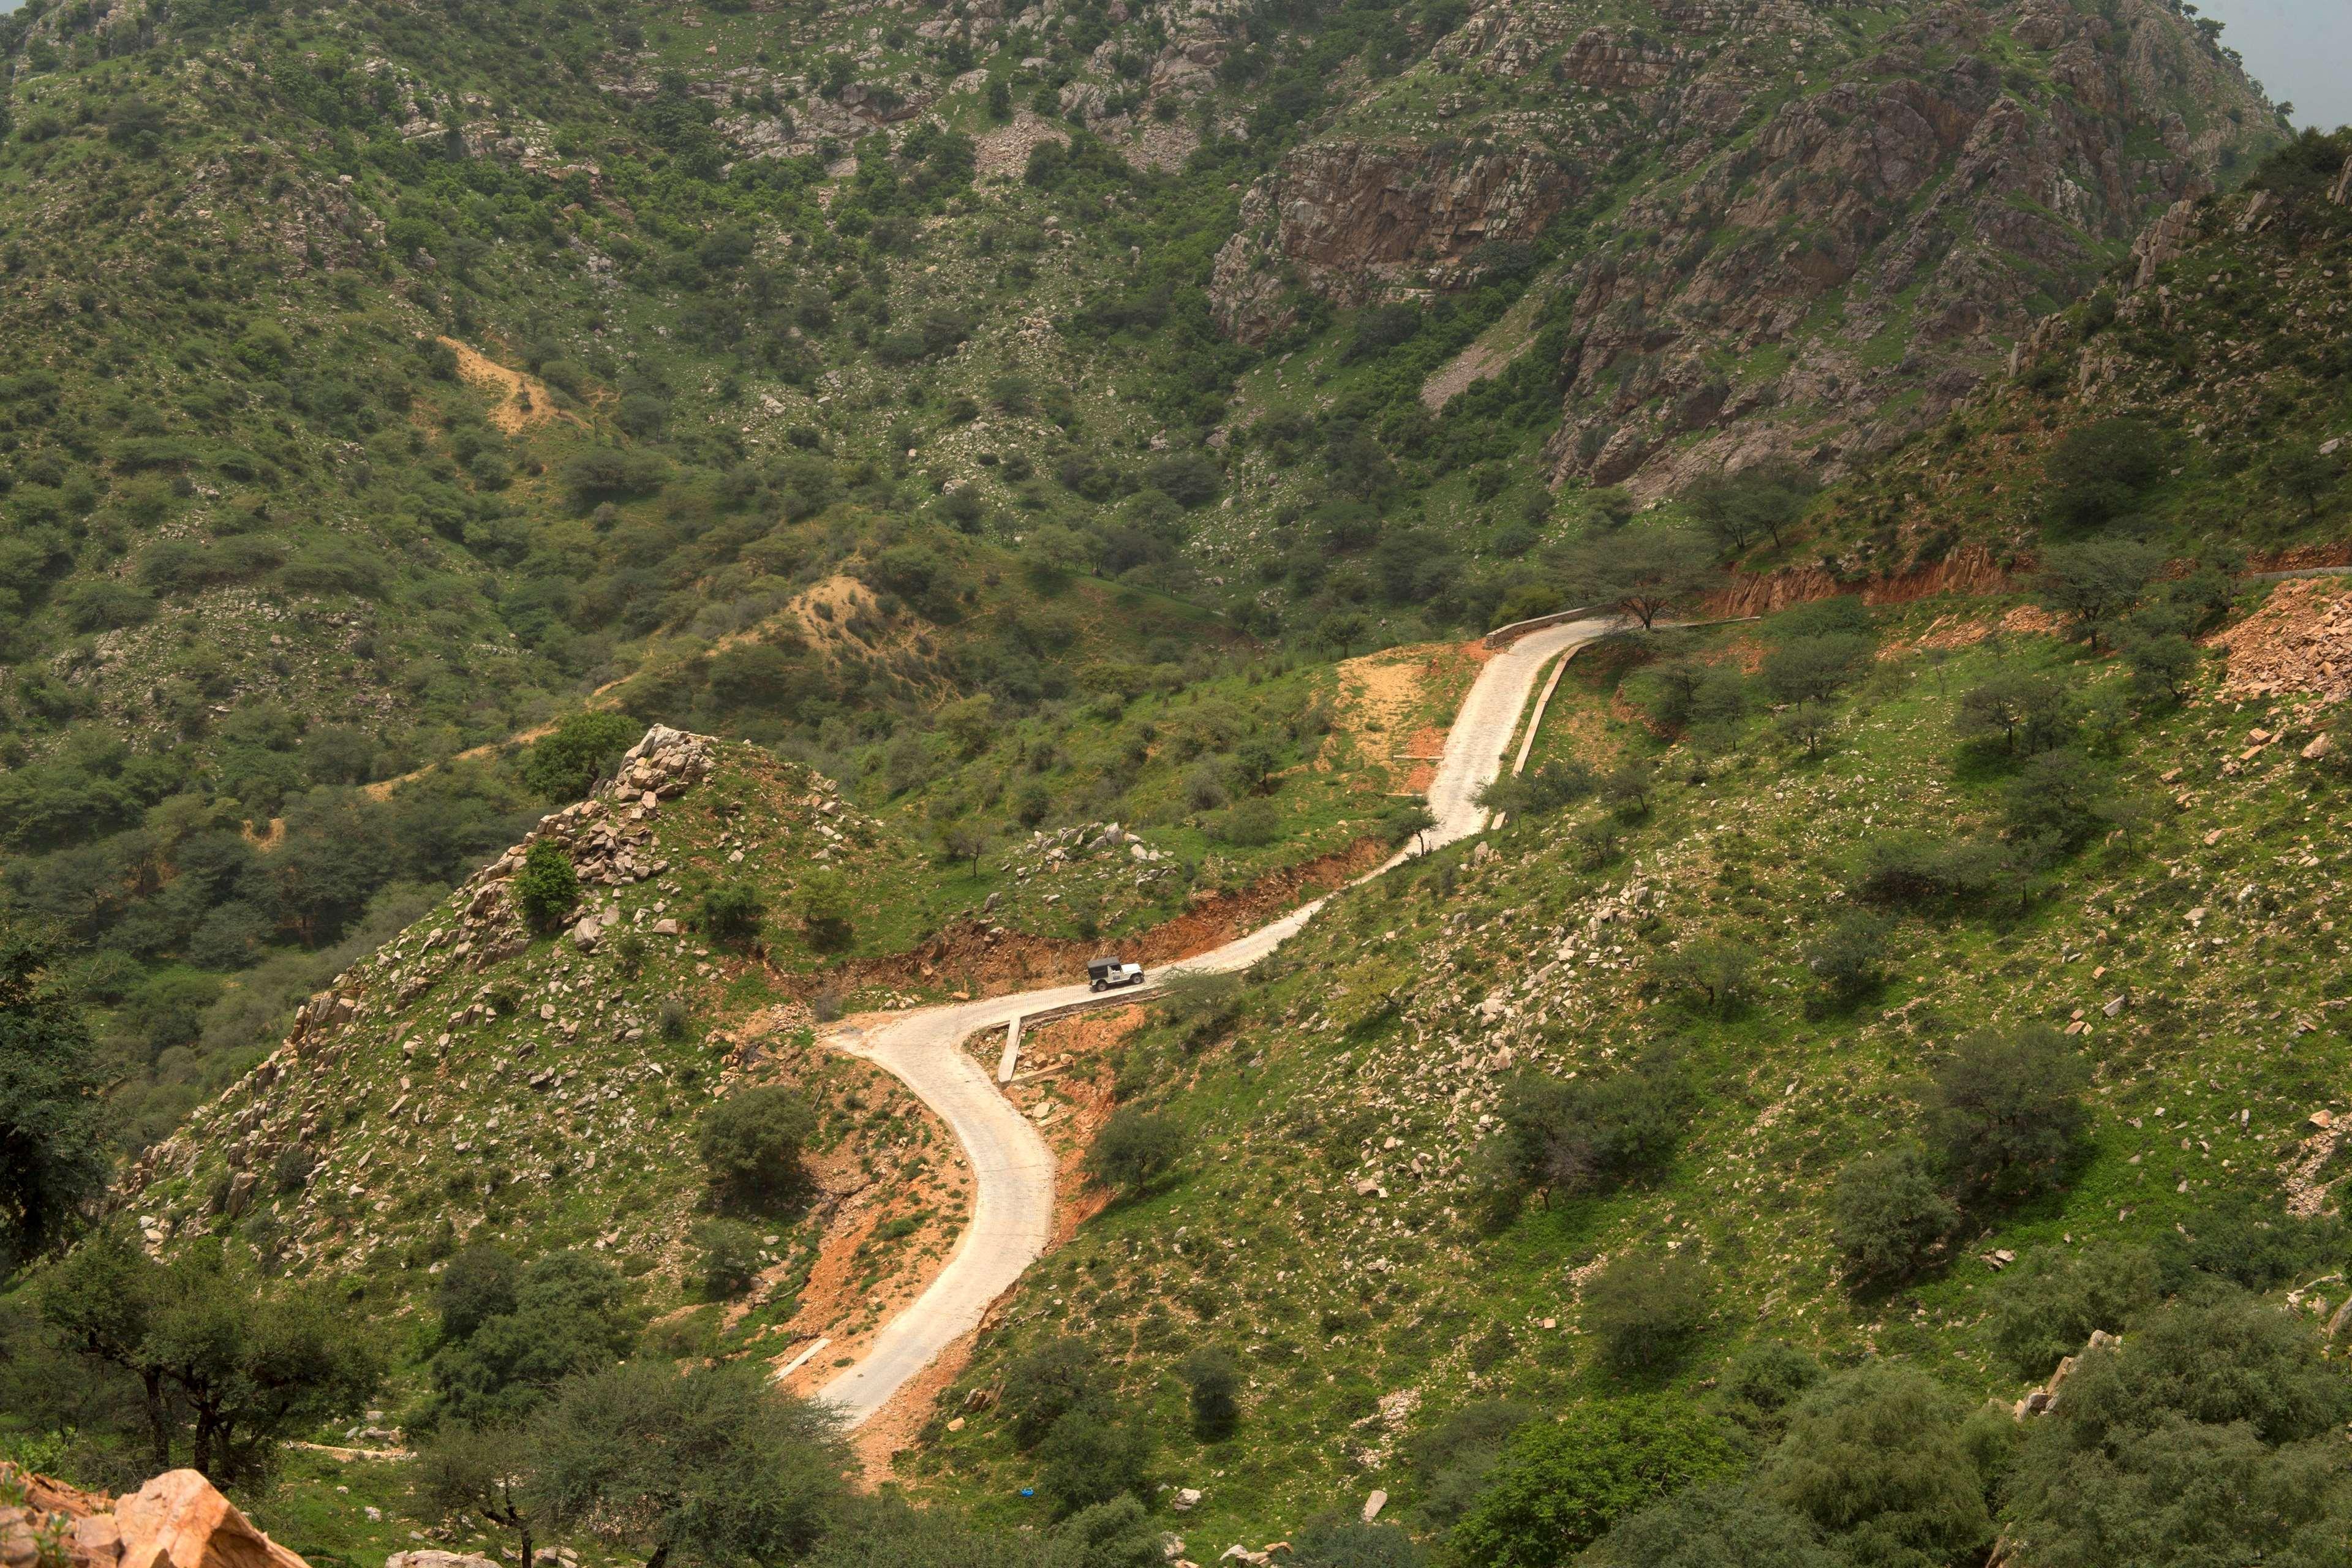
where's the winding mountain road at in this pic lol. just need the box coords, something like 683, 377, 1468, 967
812, 615, 1619, 1427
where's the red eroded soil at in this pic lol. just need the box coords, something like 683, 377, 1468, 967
791, 837, 1390, 1001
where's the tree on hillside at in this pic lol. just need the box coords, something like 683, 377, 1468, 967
2266, 448, 2341, 525
521, 712, 640, 803
938, 821, 992, 877
1830, 1144, 1957, 1283
412, 1422, 548, 1568
1759, 635, 1873, 706
513, 842, 581, 932
698, 1087, 817, 1213
425, 1250, 636, 1429
1452, 1400, 1741, 1568
1585, 1251, 1712, 1373
2045, 417, 2163, 531
1085, 1109, 1184, 1199
0, 921, 105, 1273
535, 1360, 847, 1568
1761, 1365, 1992, 1567
1683, 466, 1817, 553
2001, 1290, 2352, 1568
1925, 1025, 2089, 1199
1562, 527, 1719, 630
37, 1233, 383, 1480
2038, 538, 2166, 649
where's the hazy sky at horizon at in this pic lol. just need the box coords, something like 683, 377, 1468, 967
2191, 0, 2352, 129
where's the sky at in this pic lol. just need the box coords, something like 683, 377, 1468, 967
2195, 0, 2352, 129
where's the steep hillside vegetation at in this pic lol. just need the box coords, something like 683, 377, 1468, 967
1790, 126, 2352, 585
907, 579, 2352, 1552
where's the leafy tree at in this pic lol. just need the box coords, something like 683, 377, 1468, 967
1987, 1241, 2160, 1379
1803, 909, 1893, 1002
411, 1422, 548, 1568
1762, 1365, 1992, 1568
1451, 1400, 1741, 1568
1653, 935, 1757, 1012
426, 1251, 636, 1428
1036, 1409, 1154, 1517
1924, 1025, 2089, 1199
1716, 1342, 1826, 1436
700, 881, 768, 946
1954, 669, 2076, 754
2266, 447, 2340, 524
1482, 1049, 1686, 1216
1602, 759, 1656, 818
537, 1359, 847, 1568
2037, 538, 2165, 650
698, 1087, 817, 1212
1475, 759, 1594, 818
1085, 1109, 1183, 1199
693, 1218, 766, 1298
1999, 748, 2111, 861
513, 842, 581, 932
521, 712, 641, 802
796, 870, 854, 952
437, 1243, 522, 1341
2002, 1292, 2352, 1568
1562, 527, 1719, 630
1760, 634, 1872, 705
2045, 417, 2163, 530
0, 921, 105, 1271
1583, 1251, 1711, 1373
939, 821, 993, 877
1683, 467, 1816, 553
2123, 629, 2199, 704
39, 1234, 382, 1480
1003, 1336, 1107, 1449
1287, 1519, 1428, 1568
1177, 1344, 1242, 1441
1830, 1145, 1957, 1283
1585, 1484, 1847, 1568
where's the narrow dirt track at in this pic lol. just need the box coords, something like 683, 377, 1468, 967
812, 617, 1621, 1427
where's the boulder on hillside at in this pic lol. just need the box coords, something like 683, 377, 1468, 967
0, 1463, 313, 1568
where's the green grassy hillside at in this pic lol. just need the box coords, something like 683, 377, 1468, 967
907, 577, 2352, 1550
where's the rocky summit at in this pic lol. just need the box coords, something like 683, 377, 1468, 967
4, 0, 2351, 1564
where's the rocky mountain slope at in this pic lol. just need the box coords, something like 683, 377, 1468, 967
1796, 124, 2352, 580
1207, 0, 2284, 495
905, 578, 2352, 1548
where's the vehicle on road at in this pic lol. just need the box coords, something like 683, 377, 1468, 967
1087, 956, 1145, 992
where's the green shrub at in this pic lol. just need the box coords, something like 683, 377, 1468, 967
1830, 1144, 1957, 1283
1583, 1251, 1711, 1374
1924, 1025, 2089, 1199
512, 842, 580, 932
693, 1218, 766, 1298
1452, 1400, 1741, 1568
522, 711, 641, 802
1002, 1336, 1107, 1449
696, 1087, 816, 1212
1585, 1484, 1846, 1568
1762, 1365, 1992, 1568
1988, 1241, 2160, 1378
1803, 909, 1893, 1001
2000, 1290, 2352, 1567
701, 882, 769, 947
1085, 1109, 1184, 1199
794, 871, 852, 952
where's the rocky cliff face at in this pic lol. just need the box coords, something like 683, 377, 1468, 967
1207, 0, 2284, 492
1210, 142, 1581, 341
